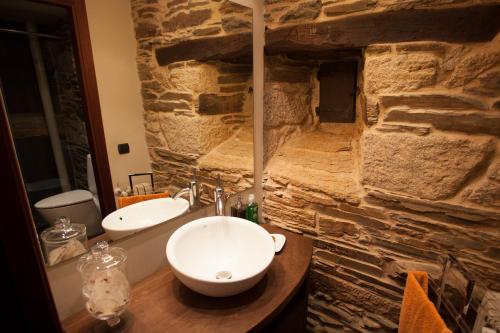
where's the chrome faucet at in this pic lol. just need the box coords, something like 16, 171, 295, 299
173, 170, 203, 208
214, 175, 228, 216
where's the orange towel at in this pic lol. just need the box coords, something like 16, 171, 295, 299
398, 271, 451, 333
117, 192, 169, 208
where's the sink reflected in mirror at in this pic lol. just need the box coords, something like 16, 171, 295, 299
166, 216, 275, 297
102, 197, 189, 241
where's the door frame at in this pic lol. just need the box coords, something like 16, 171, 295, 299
0, 67, 63, 332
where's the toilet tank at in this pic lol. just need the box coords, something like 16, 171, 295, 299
34, 190, 103, 237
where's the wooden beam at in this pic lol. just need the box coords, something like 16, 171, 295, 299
266, 5, 500, 54
156, 32, 252, 66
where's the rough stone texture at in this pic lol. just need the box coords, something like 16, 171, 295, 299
263, 58, 315, 150
465, 159, 500, 209
384, 108, 500, 137
198, 126, 254, 193
266, 66, 311, 83
222, 16, 252, 33
264, 83, 311, 127
464, 69, 500, 97
376, 123, 431, 136
159, 91, 192, 101
220, 84, 247, 93
261, 20, 500, 333
131, 1, 500, 332
364, 53, 438, 94
263, 125, 303, 165
443, 34, 500, 88
467, 181, 500, 209
379, 93, 488, 110
383, 0, 473, 10
319, 215, 360, 237
193, 26, 220, 36
279, 0, 322, 23
43, 38, 90, 190
494, 100, 500, 110
218, 72, 251, 84
162, 9, 211, 33
266, 6, 500, 50
265, 129, 362, 206
144, 100, 191, 112
362, 95, 379, 125
135, 21, 160, 38
198, 93, 244, 115
324, 0, 377, 16
158, 112, 234, 155
155, 32, 252, 66
362, 132, 494, 200
131, 0, 254, 195
166, 62, 219, 94
220, 0, 252, 14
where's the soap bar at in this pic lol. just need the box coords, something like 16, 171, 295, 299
270, 234, 286, 253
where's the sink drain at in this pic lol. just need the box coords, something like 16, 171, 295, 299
216, 271, 232, 280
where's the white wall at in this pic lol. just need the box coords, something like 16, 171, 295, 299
85, 0, 151, 190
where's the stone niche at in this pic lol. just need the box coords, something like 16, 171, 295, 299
262, 1, 500, 332
131, 0, 255, 198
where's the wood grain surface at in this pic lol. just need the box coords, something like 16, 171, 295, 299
62, 225, 312, 333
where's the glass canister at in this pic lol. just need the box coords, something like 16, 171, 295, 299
77, 241, 131, 328
40, 216, 88, 266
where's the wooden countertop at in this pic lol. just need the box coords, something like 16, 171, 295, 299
62, 225, 313, 333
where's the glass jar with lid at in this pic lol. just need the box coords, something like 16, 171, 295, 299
40, 216, 88, 266
77, 241, 131, 328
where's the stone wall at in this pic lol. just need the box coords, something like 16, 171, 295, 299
264, 56, 318, 164
131, 0, 254, 197
262, 1, 500, 332
43, 37, 90, 190
264, 0, 498, 29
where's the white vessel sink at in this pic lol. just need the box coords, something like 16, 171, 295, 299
166, 216, 275, 297
102, 198, 189, 241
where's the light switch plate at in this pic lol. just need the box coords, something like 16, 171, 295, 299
118, 143, 130, 155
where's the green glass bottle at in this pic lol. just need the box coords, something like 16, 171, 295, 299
245, 194, 259, 224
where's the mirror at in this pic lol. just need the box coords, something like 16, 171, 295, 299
0, 2, 101, 266
0, 0, 254, 266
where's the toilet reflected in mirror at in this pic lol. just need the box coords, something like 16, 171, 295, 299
34, 155, 103, 237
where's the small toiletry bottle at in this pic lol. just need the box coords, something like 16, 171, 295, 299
238, 198, 247, 219
231, 195, 246, 218
245, 194, 259, 224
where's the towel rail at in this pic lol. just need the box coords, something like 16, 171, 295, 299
128, 172, 154, 195
430, 254, 499, 333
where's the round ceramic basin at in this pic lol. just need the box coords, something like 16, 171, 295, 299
166, 216, 275, 297
102, 198, 189, 241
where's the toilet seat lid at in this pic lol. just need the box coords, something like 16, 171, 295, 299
35, 190, 93, 209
